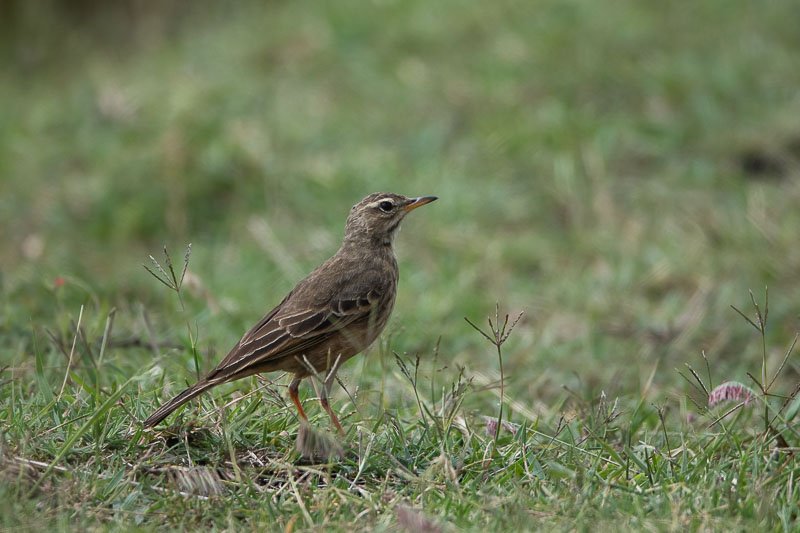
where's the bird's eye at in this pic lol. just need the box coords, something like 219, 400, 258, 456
378, 201, 394, 212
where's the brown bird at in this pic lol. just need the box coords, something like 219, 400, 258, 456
143, 192, 437, 432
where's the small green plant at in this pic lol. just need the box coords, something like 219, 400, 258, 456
143, 244, 200, 379
465, 304, 523, 447
393, 346, 472, 453
682, 288, 799, 447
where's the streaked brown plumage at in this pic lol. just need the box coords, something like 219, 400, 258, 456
143, 192, 437, 432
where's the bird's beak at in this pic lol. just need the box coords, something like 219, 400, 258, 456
403, 196, 438, 212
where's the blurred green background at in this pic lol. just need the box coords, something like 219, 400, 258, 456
2, 0, 800, 403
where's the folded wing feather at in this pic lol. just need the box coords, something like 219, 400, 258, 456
205, 288, 383, 382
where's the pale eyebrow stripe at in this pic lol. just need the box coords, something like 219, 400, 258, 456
370, 198, 395, 207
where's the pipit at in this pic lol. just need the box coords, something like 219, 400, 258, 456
143, 192, 437, 432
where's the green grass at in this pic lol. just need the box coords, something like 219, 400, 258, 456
2, 0, 800, 530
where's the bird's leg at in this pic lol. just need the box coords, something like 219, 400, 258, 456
320, 354, 345, 435
288, 377, 308, 421
296, 353, 346, 434
319, 389, 344, 435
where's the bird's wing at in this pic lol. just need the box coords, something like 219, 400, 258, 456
205, 286, 384, 382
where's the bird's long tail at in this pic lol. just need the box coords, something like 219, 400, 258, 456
143, 380, 218, 428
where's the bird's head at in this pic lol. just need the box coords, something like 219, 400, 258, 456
344, 192, 437, 246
